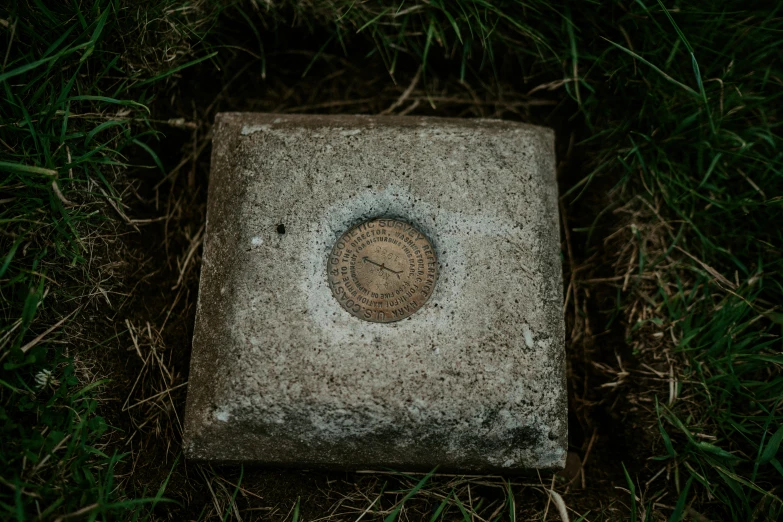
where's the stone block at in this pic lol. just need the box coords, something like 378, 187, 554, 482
183, 113, 566, 471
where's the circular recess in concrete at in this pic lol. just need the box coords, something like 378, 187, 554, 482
327, 218, 438, 323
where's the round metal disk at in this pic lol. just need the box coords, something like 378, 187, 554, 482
327, 218, 438, 323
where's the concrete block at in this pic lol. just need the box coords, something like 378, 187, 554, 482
183, 113, 566, 471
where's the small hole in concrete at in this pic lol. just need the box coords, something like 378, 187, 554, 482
276, 224, 286, 234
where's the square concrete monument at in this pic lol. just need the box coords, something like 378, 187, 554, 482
183, 113, 566, 471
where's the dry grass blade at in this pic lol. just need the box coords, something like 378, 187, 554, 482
547, 489, 569, 522
380, 65, 422, 115
172, 222, 205, 290
20, 308, 79, 353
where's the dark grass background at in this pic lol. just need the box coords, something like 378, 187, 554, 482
1, 1, 782, 520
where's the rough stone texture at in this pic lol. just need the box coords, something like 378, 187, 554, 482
183, 113, 566, 471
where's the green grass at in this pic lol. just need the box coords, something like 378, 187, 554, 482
1, 0, 782, 520
0, 0, 185, 518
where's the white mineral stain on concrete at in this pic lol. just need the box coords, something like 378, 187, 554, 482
240, 124, 270, 135
339, 129, 362, 137
523, 324, 534, 348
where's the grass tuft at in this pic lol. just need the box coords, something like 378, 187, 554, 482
0, 0, 191, 517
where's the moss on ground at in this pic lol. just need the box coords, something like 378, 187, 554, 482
1, 0, 781, 520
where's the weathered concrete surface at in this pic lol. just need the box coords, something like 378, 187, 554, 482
183, 113, 566, 471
